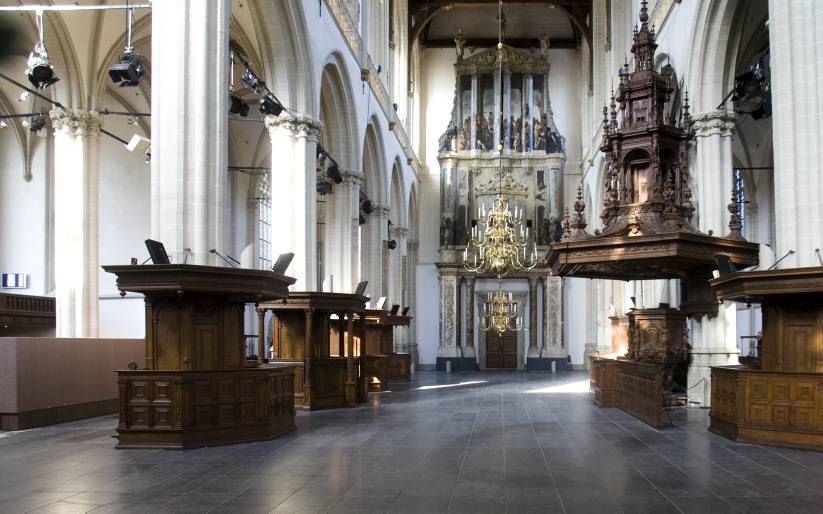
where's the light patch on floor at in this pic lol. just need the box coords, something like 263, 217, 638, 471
525, 379, 590, 394
416, 380, 488, 390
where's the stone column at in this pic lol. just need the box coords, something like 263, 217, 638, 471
692, 110, 736, 232
406, 240, 419, 364
266, 115, 322, 290
464, 276, 476, 358
769, 0, 823, 268
688, 110, 738, 405
543, 276, 563, 358
50, 109, 101, 337
365, 204, 390, 299
528, 276, 539, 358
323, 169, 360, 293
438, 270, 459, 358
151, 0, 230, 265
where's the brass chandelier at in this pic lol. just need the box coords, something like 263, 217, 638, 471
464, 195, 537, 277
479, 281, 524, 335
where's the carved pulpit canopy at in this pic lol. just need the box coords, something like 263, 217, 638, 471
547, 0, 758, 316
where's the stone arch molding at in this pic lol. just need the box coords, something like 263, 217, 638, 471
319, 54, 360, 172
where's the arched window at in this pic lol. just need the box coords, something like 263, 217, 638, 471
256, 174, 272, 270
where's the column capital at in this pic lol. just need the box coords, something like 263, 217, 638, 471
372, 203, 391, 217
691, 109, 735, 138
389, 225, 408, 238
49, 109, 102, 137
265, 113, 322, 140
341, 169, 363, 185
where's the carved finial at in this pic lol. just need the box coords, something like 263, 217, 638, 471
727, 185, 744, 240
560, 208, 571, 241
640, 0, 649, 25
609, 90, 618, 129
682, 89, 691, 128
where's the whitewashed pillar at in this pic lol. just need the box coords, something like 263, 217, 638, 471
407, 239, 419, 363
50, 109, 101, 337
769, 0, 823, 267
688, 109, 738, 404
150, 0, 230, 265
265, 115, 321, 290
364, 203, 389, 299
324, 169, 360, 293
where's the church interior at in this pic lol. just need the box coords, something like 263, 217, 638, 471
1, 0, 823, 512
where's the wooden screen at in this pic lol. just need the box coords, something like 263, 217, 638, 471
486, 330, 517, 368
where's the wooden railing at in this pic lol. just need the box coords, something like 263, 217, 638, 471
0, 292, 55, 316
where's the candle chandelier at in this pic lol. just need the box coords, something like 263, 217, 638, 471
479, 281, 524, 336
462, 0, 537, 279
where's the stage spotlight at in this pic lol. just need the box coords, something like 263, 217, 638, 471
109, 8, 143, 87
258, 95, 283, 116
229, 94, 250, 117
242, 68, 264, 93
361, 199, 374, 214
326, 163, 343, 184
29, 114, 47, 133
387, 239, 397, 250
316, 181, 332, 195
109, 52, 144, 87
26, 43, 59, 89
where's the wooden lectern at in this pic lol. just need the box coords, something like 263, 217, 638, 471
258, 292, 368, 409
709, 267, 823, 449
104, 264, 297, 449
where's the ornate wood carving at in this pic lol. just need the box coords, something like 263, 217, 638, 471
548, 0, 759, 298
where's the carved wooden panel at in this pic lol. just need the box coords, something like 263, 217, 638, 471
385, 354, 411, 383
710, 367, 823, 450
116, 367, 295, 449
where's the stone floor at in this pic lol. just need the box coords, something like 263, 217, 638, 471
2, 371, 823, 514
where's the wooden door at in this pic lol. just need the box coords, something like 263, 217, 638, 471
486, 330, 517, 369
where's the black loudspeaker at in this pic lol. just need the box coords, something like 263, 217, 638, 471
714, 254, 737, 276
144, 239, 171, 264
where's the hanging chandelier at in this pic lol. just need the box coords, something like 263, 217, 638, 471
479, 281, 524, 335
464, 196, 537, 276
461, 0, 536, 278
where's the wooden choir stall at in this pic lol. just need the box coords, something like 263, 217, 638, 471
258, 293, 368, 410
104, 264, 298, 449
361, 309, 413, 391
709, 267, 823, 450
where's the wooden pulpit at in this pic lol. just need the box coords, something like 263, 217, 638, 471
104, 264, 297, 449
709, 267, 823, 449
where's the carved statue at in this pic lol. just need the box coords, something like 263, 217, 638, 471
455, 30, 465, 61
439, 120, 457, 153
539, 33, 550, 58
